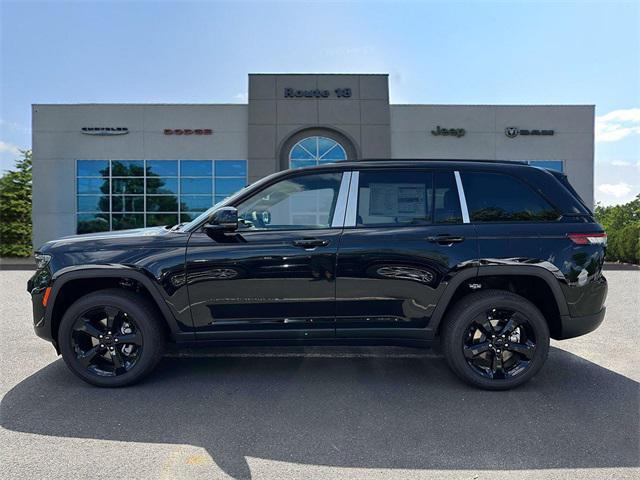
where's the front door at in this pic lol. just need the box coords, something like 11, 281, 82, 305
335, 168, 478, 339
186, 170, 349, 340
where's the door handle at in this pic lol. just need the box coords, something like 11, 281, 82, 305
427, 234, 465, 245
293, 238, 330, 249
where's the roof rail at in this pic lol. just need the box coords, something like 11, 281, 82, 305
353, 158, 529, 165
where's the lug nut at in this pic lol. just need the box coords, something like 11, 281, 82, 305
100, 344, 104, 348
108, 331, 112, 335
505, 343, 509, 347
99, 335, 103, 339
496, 349, 501, 353
115, 339, 119, 342
489, 344, 493, 347
109, 347, 114, 351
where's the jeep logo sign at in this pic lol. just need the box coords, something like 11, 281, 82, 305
81, 127, 129, 136
505, 127, 554, 138
431, 126, 466, 138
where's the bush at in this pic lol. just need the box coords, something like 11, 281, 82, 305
0, 150, 32, 257
595, 194, 640, 264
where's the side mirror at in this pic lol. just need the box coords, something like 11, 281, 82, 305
204, 207, 238, 235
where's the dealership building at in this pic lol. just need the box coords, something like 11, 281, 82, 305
32, 73, 595, 247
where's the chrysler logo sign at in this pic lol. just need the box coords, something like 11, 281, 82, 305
505, 127, 554, 138
81, 127, 129, 136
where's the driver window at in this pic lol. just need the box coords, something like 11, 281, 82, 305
236, 172, 343, 230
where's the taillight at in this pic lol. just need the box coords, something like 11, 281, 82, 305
568, 233, 607, 245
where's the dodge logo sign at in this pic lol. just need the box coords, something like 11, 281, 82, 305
164, 129, 213, 135
505, 127, 554, 138
81, 127, 129, 136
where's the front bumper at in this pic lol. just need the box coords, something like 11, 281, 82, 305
557, 306, 606, 340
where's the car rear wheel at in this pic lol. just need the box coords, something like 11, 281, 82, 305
58, 289, 165, 387
441, 289, 550, 390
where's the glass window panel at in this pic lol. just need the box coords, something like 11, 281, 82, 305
181, 177, 212, 194
215, 177, 246, 195
77, 160, 109, 177
236, 172, 342, 230
357, 170, 433, 227
112, 214, 144, 230
317, 137, 337, 157
290, 159, 316, 170
146, 195, 178, 212
180, 160, 212, 177
289, 136, 347, 168
180, 212, 206, 222
528, 160, 564, 172
111, 160, 144, 176
434, 172, 463, 224
290, 145, 315, 160
299, 138, 318, 157
321, 143, 347, 161
146, 177, 178, 194
215, 160, 247, 177
112, 178, 144, 195
146, 213, 179, 227
214, 195, 229, 204
181, 195, 213, 212
462, 172, 559, 222
146, 160, 178, 177
77, 213, 110, 234
112, 195, 145, 212
77, 178, 108, 195
77, 195, 110, 213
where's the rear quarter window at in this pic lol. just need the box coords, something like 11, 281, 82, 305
461, 171, 559, 222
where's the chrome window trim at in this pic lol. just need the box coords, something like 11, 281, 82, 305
344, 170, 360, 227
454, 170, 470, 224
331, 171, 352, 228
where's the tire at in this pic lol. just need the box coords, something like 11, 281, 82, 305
58, 289, 165, 387
441, 289, 550, 390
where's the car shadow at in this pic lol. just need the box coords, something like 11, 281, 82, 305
1, 346, 638, 479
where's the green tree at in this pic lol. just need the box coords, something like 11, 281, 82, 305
0, 149, 32, 257
595, 194, 640, 264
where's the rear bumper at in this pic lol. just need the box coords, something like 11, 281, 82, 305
556, 306, 606, 340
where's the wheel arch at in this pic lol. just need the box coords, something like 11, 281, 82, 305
430, 265, 569, 339
47, 267, 182, 350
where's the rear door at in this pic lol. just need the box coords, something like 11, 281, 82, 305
334, 168, 478, 339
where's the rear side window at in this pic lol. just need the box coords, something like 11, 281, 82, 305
434, 172, 463, 224
461, 172, 559, 222
357, 170, 433, 226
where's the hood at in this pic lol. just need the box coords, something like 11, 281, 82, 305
38, 227, 183, 254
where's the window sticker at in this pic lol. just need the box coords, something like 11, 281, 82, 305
369, 183, 426, 217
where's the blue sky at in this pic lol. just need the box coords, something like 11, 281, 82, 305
1, 0, 638, 205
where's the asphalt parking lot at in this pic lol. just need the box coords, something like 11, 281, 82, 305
1, 269, 638, 480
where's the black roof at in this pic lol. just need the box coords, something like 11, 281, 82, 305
317, 158, 530, 169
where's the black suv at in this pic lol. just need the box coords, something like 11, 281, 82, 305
28, 160, 608, 389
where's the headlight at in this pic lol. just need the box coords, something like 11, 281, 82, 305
34, 253, 52, 270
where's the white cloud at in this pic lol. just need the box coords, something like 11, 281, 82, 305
595, 108, 640, 142
597, 182, 633, 198
232, 92, 248, 103
0, 140, 20, 156
611, 160, 631, 166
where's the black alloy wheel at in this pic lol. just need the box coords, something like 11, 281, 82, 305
442, 289, 550, 390
462, 308, 536, 380
59, 289, 165, 387
71, 306, 143, 377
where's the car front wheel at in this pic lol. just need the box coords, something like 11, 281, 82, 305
58, 289, 165, 387
441, 289, 550, 390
